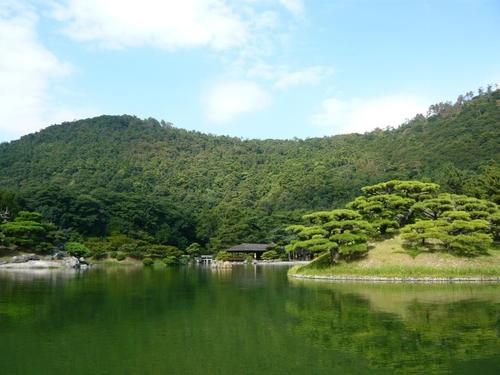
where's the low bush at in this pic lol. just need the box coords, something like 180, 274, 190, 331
116, 252, 126, 261
162, 256, 177, 266
35, 241, 54, 254
261, 250, 279, 260
216, 251, 247, 261
92, 248, 107, 260
65, 242, 91, 258
215, 251, 232, 261
143, 257, 154, 266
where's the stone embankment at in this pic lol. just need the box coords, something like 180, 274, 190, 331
289, 273, 500, 283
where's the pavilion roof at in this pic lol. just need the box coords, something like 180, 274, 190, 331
226, 243, 273, 252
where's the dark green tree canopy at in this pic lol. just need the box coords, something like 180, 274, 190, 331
0, 88, 498, 252
286, 209, 373, 262
286, 178, 498, 262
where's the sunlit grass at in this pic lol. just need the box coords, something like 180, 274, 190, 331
290, 236, 500, 279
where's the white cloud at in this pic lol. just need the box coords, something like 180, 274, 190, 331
0, 3, 86, 141
274, 66, 333, 89
50, 0, 252, 50
279, 0, 304, 16
310, 96, 428, 134
249, 63, 333, 89
203, 80, 271, 123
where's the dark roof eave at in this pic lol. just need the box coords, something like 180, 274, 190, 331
226, 243, 273, 252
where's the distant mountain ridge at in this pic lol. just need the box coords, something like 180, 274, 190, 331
0, 89, 498, 249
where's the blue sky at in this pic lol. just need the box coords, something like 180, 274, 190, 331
1, 0, 499, 142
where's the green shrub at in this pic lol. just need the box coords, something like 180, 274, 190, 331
116, 252, 126, 261
147, 244, 182, 259
261, 250, 279, 260
215, 251, 247, 261
128, 249, 146, 259
65, 242, 91, 258
107, 234, 131, 251
35, 241, 54, 254
143, 257, 154, 266
90, 247, 107, 259
162, 256, 178, 266
109, 251, 118, 259
119, 243, 138, 254
215, 251, 232, 261
84, 237, 110, 255
186, 242, 202, 257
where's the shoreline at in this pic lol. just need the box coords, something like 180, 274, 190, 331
288, 236, 500, 283
253, 260, 309, 266
209, 260, 309, 268
289, 273, 500, 283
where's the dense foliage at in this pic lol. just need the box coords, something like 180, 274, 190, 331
286, 209, 373, 262
401, 193, 497, 255
0, 88, 498, 253
287, 179, 498, 261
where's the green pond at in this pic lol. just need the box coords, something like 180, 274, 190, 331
0, 265, 499, 375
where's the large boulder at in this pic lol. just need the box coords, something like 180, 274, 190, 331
52, 251, 66, 260
62, 256, 80, 269
79, 257, 89, 266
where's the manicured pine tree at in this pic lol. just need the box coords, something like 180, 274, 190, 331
0, 211, 47, 248
361, 180, 440, 202
437, 216, 492, 256
487, 212, 500, 241
286, 209, 373, 263
400, 220, 440, 248
411, 195, 454, 220
285, 224, 337, 260
401, 210, 493, 256
347, 194, 414, 234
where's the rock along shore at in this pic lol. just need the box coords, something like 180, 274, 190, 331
0, 253, 89, 270
288, 273, 500, 283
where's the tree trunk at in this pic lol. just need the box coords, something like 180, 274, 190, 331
330, 248, 340, 264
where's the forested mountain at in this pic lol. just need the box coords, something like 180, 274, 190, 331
0, 89, 499, 251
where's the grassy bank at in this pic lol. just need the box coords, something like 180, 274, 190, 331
289, 236, 500, 279
89, 257, 143, 267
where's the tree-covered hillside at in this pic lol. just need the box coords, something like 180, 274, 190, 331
0, 89, 499, 251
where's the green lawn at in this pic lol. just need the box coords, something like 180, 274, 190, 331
290, 236, 500, 279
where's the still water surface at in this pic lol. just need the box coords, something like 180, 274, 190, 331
0, 266, 499, 374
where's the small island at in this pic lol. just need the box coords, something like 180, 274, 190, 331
286, 180, 500, 281
289, 236, 500, 281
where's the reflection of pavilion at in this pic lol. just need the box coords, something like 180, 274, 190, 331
226, 243, 273, 260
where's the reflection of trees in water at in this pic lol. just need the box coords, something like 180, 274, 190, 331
0, 266, 332, 375
2, 268, 499, 374
286, 283, 500, 374
0, 265, 286, 330
0, 268, 191, 325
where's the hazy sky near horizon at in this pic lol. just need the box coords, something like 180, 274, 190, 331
1, 0, 499, 142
